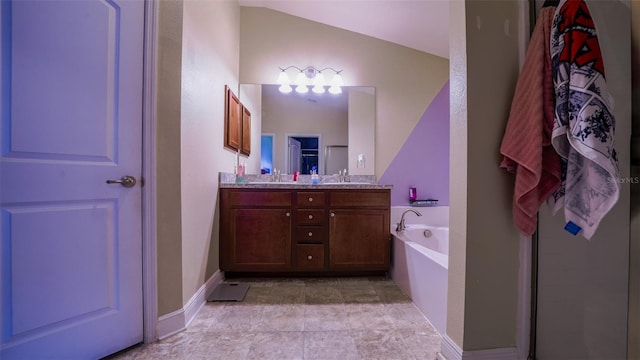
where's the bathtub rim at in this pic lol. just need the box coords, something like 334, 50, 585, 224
391, 229, 449, 269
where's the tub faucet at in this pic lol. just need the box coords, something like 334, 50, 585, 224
396, 209, 422, 232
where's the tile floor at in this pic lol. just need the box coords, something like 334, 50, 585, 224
111, 276, 442, 360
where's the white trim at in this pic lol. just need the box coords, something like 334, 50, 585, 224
462, 347, 520, 360
142, 0, 159, 344
184, 270, 225, 328
441, 335, 463, 360
440, 335, 522, 360
516, 234, 532, 359
515, 3, 531, 358
156, 308, 186, 341
156, 271, 224, 340
517, 0, 531, 70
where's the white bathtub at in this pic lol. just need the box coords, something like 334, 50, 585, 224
390, 206, 449, 336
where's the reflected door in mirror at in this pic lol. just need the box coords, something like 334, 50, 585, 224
288, 137, 301, 174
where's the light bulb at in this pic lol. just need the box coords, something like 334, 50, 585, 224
276, 71, 290, 85
295, 72, 307, 86
295, 84, 309, 94
312, 72, 325, 94
279, 84, 292, 93
314, 72, 325, 87
328, 72, 343, 94
331, 72, 343, 87
312, 84, 325, 94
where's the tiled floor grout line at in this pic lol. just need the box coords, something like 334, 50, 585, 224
110, 277, 442, 360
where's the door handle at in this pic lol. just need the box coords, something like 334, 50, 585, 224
106, 175, 137, 188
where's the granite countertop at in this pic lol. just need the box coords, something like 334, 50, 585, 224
218, 172, 393, 190
220, 182, 393, 189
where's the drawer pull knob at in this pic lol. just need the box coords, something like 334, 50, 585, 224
308, 214, 313, 220
286, 212, 291, 217
308, 232, 313, 237
308, 197, 313, 202
330, 213, 335, 217
307, 255, 313, 260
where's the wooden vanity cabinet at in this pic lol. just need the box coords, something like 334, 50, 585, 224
328, 190, 390, 271
294, 192, 327, 271
219, 189, 293, 271
219, 187, 390, 275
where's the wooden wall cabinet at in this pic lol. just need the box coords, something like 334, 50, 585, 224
224, 85, 241, 151
224, 85, 251, 155
241, 105, 251, 156
219, 187, 390, 275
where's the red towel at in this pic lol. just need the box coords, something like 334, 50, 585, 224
500, 6, 562, 236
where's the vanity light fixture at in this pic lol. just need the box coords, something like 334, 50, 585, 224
276, 66, 343, 95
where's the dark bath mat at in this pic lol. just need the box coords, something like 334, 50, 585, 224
207, 283, 250, 302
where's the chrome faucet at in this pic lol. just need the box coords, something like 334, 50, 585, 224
338, 169, 350, 183
271, 168, 281, 182
396, 209, 422, 232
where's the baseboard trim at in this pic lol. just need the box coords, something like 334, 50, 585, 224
156, 270, 224, 340
156, 308, 185, 340
440, 335, 520, 360
441, 335, 463, 360
184, 270, 224, 328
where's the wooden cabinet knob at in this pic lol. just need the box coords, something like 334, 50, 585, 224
286, 212, 291, 217
307, 255, 313, 260
330, 213, 335, 217
308, 214, 313, 220
308, 232, 313, 237
308, 197, 313, 202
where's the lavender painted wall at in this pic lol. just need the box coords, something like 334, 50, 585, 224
379, 81, 449, 206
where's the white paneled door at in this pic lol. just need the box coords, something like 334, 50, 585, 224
288, 137, 301, 174
1, 0, 144, 358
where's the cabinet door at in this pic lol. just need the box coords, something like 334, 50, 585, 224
329, 209, 390, 270
225, 208, 292, 271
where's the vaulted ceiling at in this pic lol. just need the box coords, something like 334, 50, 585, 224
238, 0, 450, 59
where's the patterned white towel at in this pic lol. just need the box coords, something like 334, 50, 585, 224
548, 0, 619, 239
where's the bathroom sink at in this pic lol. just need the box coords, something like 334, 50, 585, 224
320, 182, 372, 185
248, 181, 299, 185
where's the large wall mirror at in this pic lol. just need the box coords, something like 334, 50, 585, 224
240, 84, 376, 176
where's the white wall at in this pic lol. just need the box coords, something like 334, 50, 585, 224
348, 87, 376, 176
180, 0, 240, 304
446, 0, 523, 352
239, 7, 449, 179
156, 0, 185, 316
630, 1, 640, 357
238, 84, 262, 173
535, 2, 632, 358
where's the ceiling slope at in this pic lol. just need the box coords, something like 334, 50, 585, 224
239, 0, 450, 59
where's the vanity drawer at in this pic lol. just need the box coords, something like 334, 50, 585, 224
296, 209, 325, 225
329, 190, 389, 208
296, 192, 325, 207
295, 244, 325, 270
226, 190, 292, 207
295, 226, 326, 243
